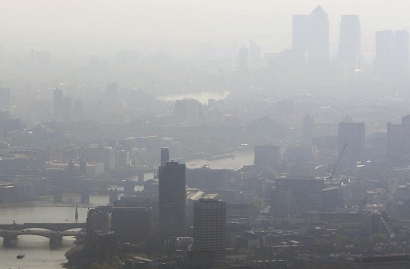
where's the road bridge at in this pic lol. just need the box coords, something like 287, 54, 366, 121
0, 222, 86, 232
0, 229, 85, 245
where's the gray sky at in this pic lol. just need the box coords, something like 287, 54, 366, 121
0, 0, 409, 59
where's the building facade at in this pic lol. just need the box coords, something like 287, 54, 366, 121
159, 161, 186, 241
193, 199, 226, 261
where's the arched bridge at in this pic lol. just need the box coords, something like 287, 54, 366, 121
0, 222, 86, 232
0, 229, 85, 245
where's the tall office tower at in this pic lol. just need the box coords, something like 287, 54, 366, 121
338, 122, 365, 167
159, 161, 186, 241
387, 115, 410, 162
394, 30, 409, 78
302, 113, 313, 145
339, 15, 361, 74
0, 88, 11, 111
193, 199, 226, 261
160, 147, 170, 167
254, 145, 280, 167
53, 88, 64, 120
292, 15, 310, 57
308, 5, 329, 67
374, 30, 395, 79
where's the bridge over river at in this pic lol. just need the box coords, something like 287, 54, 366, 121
0, 222, 86, 245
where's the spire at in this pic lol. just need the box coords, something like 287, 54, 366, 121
311, 5, 326, 15
75, 205, 78, 221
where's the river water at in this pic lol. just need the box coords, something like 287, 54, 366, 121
156, 91, 230, 104
0, 151, 254, 268
0, 195, 109, 269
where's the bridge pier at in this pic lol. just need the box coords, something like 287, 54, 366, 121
49, 235, 63, 246
80, 193, 90, 203
3, 234, 17, 246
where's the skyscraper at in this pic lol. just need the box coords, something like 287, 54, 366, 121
339, 15, 361, 73
160, 147, 169, 167
387, 115, 410, 162
159, 161, 186, 241
193, 199, 226, 261
308, 5, 329, 67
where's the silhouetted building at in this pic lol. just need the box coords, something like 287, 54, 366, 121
77, 146, 116, 170
159, 161, 186, 241
339, 15, 361, 75
274, 176, 323, 215
338, 122, 365, 167
160, 147, 169, 167
254, 145, 280, 167
237, 47, 249, 73
186, 167, 231, 191
387, 115, 410, 162
111, 207, 153, 243
321, 186, 344, 212
174, 99, 203, 122
86, 206, 112, 243
193, 199, 226, 261
308, 5, 329, 68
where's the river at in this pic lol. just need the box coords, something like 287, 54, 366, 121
156, 91, 230, 104
0, 151, 254, 268
0, 195, 109, 269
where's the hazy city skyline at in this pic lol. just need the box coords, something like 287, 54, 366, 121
1, 1, 410, 59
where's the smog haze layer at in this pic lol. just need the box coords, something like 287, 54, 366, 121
1, 0, 409, 58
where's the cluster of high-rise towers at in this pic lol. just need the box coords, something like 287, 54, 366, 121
158, 148, 226, 261
292, 5, 409, 81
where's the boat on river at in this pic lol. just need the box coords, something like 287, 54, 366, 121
17, 253, 25, 259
